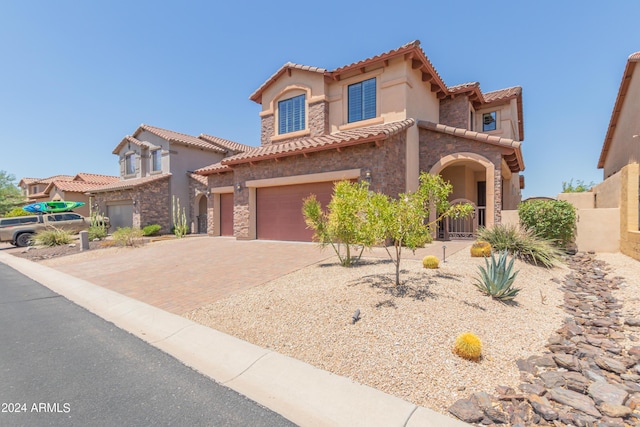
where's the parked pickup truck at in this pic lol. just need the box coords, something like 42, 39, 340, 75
0, 212, 106, 247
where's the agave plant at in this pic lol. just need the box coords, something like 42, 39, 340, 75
474, 250, 521, 301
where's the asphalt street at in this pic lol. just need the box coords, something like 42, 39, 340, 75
0, 262, 296, 427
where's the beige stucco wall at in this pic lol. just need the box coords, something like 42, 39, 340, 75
474, 101, 518, 142
620, 163, 640, 260
603, 67, 640, 178
501, 210, 519, 226
558, 192, 595, 209
575, 208, 620, 252
592, 171, 621, 208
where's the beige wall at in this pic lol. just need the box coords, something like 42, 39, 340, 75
574, 208, 620, 252
592, 171, 621, 208
501, 210, 519, 226
620, 163, 640, 260
558, 192, 595, 209
603, 68, 640, 178
474, 100, 520, 142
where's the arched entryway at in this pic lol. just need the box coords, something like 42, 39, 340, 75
196, 195, 208, 234
429, 152, 495, 239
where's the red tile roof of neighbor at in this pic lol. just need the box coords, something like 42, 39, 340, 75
49, 180, 113, 193
221, 118, 415, 167
112, 125, 228, 155
417, 121, 524, 172
197, 134, 252, 153
598, 51, 640, 169
73, 173, 120, 184
86, 174, 172, 193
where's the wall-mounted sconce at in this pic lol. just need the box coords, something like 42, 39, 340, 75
363, 170, 372, 183
235, 182, 242, 192
205, 189, 211, 197
132, 200, 137, 206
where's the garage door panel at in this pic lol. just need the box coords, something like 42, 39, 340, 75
256, 181, 336, 242
107, 202, 133, 231
219, 193, 234, 236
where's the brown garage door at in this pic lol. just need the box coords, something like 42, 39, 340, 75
256, 181, 336, 241
220, 193, 234, 236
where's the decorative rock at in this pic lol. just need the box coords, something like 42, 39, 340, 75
596, 356, 628, 374
470, 392, 492, 411
518, 382, 546, 396
628, 346, 640, 359
596, 416, 628, 427
547, 387, 601, 417
528, 354, 557, 368
625, 318, 640, 327
515, 358, 536, 375
626, 393, 640, 410
598, 402, 632, 418
554, 353, 580, 371
584, 369, 607, 383
540, 371, 565, 388
563, 371, 590, 393
588, 381, 629, 406
528, 394, 558, 421
621, 373, 640, 382
448, 398, 484, 423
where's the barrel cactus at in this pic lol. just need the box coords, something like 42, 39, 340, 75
470, 240, 492, 257
422, 255, 439, 269
453, 332, 482, 361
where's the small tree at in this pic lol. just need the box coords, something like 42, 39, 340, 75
518, 199, 577, 247
303, 180, 383, 266
378, 173, 473, 285
562, 179, 595, 193
0, 171, 24, 216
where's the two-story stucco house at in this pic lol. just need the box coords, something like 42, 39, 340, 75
196, 40, 525, 242
89, 124, 248, 232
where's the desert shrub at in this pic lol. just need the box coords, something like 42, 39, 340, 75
476, 224, 562, 268
422, 255, 439, 269
518, 199, 577, 247
142, 224, 161, 236
474, 250, 520, 301
88, 225, 108, 241
112, 227, 144, 247
3, 207, 32, 217
470, 240, 491, 257
172, 196, 189, 238
34, 228, 73, 246
453, 332, 482, 361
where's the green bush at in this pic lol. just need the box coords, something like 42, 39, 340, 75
518, 199, 577, 247
476, 224, 562, 268
474, 250, 521, 301
34, 228, 73, 246
112, 227, 144, 247
88, 225, 108, 241
3, 207, 32, 217
142, 224, 162, 236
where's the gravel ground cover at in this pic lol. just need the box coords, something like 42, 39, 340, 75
185, 249, 573, 413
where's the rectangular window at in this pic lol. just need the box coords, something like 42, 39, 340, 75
348, 78, 376, 123
482, 112, 497, 132
470, 111, 475, 131
125, 154, 135, 175
278, 95, 305, 134
151, 149, 162, 172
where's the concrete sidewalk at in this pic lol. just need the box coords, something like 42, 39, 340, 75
0, 242, 470, 426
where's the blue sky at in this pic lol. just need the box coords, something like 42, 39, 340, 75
1, 1, 638, 198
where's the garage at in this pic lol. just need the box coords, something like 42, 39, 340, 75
106, 201, 133, 230
256, 181, 336, 241
219, 193, 234, 236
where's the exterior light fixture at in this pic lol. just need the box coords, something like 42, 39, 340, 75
235, 183, 242, 192
364, 170, 372, 183
442, 245, 447, 263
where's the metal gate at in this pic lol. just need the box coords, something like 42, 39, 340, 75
437, 199, 483, 240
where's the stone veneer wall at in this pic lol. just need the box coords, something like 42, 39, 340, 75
418, 128, 503, 223
260, 100, 329, 146
439, 96, 470, 129
231, 131, 408, 238
92, 177, 171, 232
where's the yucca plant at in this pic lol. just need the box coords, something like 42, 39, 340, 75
474, 250, 520, 301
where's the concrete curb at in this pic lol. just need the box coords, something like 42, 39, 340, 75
0, 251, 469, 426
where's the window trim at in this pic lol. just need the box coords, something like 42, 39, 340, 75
151, 149, 162, 172
482, 111, 497, 132
124, 152, 136, 176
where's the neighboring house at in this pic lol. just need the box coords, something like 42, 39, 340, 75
196, 40, 525, 242
88, 124, 249, 232
18, 173, 119, 216
590, 51, 640, 260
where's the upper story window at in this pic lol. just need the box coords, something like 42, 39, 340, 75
151, 149, 162, 172
125, 153, 136, 175
278, 94, 305, 134
348, 78, 376, 123
482, 112, 497, 132
30, 185, 38, 194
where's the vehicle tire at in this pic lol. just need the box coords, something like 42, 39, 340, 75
15, 233, 34, 247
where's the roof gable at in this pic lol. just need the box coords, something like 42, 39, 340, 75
197, 134, 253, 154
112, 125, 228, 155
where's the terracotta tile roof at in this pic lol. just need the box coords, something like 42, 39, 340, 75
19, 177, 40, 186
598, 51, 640, 169
73, 173, 120, 184
197, 134, 253, 154
86, 174, 172, 193
28, 192, 49, 199
111, 135, 154, 154
483, 86, 522, 103
221, 119, 415, 166
417, 120, 524, 172
194, 162, 233, 176
188, 173, 208, 185
49, 181, 113, 193
36, 175, 74, 184
249, 62, 327, 103
250, 40, 448, 104
137, 124, 226, 153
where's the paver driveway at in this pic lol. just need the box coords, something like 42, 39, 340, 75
48, 237, 333, 315
44, 236, 470, 316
